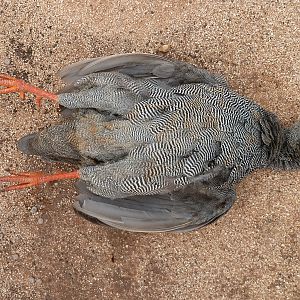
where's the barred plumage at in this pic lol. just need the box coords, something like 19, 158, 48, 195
14, 53, 299, 232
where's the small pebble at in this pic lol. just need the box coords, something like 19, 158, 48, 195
158, 44, 170, 53
28, 276, 35, 284
12, 254, 19, 260
3, 58, 11, 65
37, 218, 44, 225
36, 278, 42, 285
30, 206, 38, 214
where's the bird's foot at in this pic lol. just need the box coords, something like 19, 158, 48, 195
0, 170, 80, 191
0, 74, 58, 107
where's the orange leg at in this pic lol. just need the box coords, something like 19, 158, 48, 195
0, 73, 58, 107
0, 170, 80, 191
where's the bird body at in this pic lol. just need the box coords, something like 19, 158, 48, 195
1, 54, 299, 232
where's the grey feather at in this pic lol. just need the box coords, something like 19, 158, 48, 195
14, 53, 300, 232
59, 54, 176, 84
74, 178, 236, 232
59, 53, 227, 92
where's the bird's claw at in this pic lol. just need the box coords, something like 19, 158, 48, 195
0, 171, 46, 191
0, 74, 27, 100
0, 170, 80, 191
0, 73, 57, 108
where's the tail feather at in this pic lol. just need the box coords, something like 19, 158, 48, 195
17, 133, 37, 155
17, 126, 83, 164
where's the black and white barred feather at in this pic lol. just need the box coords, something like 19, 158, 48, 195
18, 53, 299, 232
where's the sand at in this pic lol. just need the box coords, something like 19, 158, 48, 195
0, 0, 299, 299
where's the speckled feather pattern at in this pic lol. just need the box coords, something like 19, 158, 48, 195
18, 54, 299, 232
62, 81, 271, 198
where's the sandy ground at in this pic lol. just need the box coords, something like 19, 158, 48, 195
0, 0, 299, 299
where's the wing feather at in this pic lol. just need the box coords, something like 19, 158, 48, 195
73, 180, 235, 233
59, 53, 227, 90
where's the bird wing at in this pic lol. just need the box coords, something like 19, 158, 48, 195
59, 53, 227, 89
73, 180, 236, 233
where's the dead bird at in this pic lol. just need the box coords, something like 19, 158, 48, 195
0, 53, 299, 232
